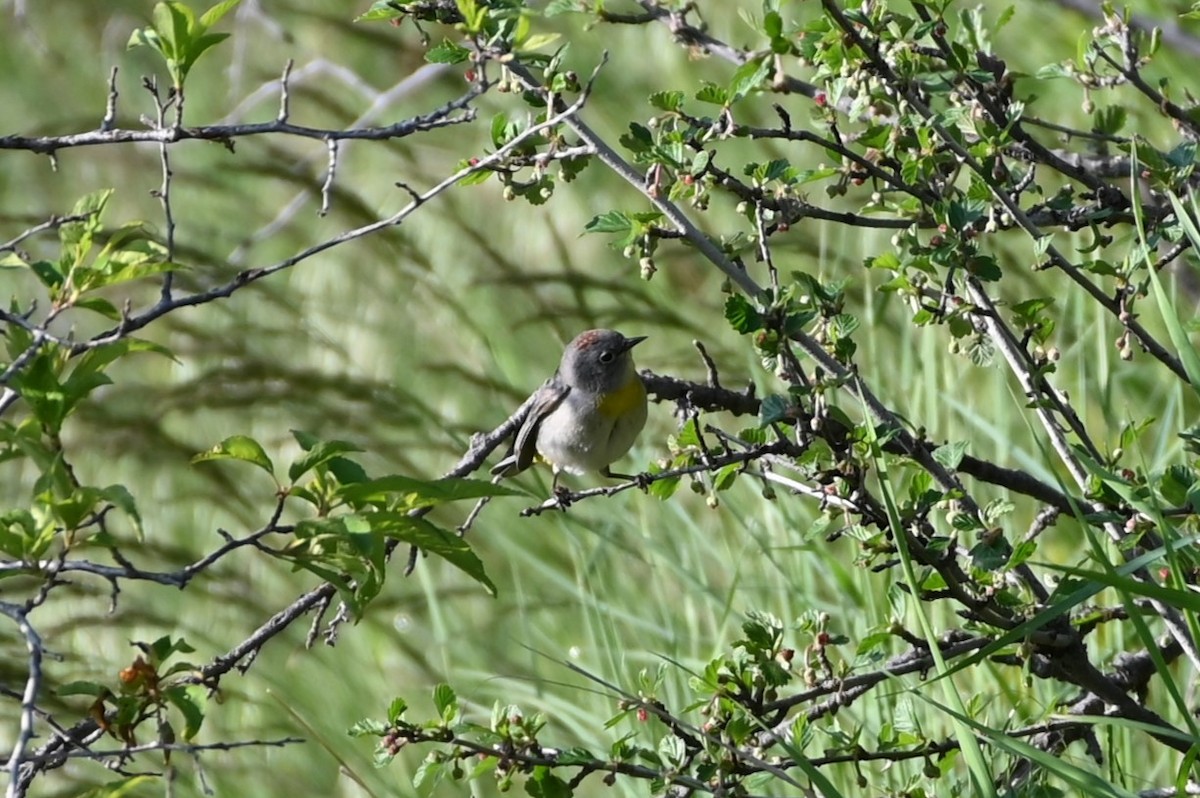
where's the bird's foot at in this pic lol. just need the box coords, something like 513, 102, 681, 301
552, 483, 573, 510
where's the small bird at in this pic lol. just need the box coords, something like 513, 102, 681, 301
491, 329, 648, 492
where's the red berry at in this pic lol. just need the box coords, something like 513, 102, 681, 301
468, 157, 480, 166
637, 707, 648, 723
465, 68, 476, 82
814, 91, 827, 107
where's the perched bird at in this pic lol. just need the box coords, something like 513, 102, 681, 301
491, 329, 648, 491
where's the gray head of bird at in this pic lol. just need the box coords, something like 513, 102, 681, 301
559, 329, 647, 393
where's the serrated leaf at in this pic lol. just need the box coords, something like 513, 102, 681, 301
584, 211, 633, 234
932, 440, 968, 470
191, 435, 275, 478
426, 38, 470, 64
348, 718, 389, 737
729, 57, 771, 103
695, 82, 728, 105
724, 294, 763, 333
649, 90, 684, 112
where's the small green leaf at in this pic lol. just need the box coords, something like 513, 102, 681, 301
387, 697, 408, 724
969, 537, 1011, 571
648, 90, 684, 112
356, 0, 406, 21
56, 680, 110, 697
724, 294, 763, 333
584, 211, 633, 235
432, 683, 458, 722
932, 441, 968, 470
763, 10, 783, 38
29, 260, 64, 290
340, 475, 520, 509
759, 395, 791, 426
163, 685, 206, 740
426, 38, 470, 64
288, 436, 365, 483
192, 435, 275, 478
72, 776, 158, 798
100, 484, 144, 539
728, 57, 771, 102
348, 718, 389, 737
198, 0, 241, 29
695, 82, 728, 105
527, 768, 572, 798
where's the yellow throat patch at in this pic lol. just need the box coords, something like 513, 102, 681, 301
596, 374, 646, 418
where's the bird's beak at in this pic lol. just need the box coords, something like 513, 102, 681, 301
621, 335, 647, 352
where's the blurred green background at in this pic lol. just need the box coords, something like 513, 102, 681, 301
2, 0, 1199, 795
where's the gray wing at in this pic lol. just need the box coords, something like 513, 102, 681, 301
491, 374, 571, 477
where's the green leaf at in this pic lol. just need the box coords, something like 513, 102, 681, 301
288, 435, 365, 483
356, 1, 406, 21
584, 211, 633, 235
340, 475, 521, 509
198, 0, 241, 29
517, 32, 561, 53
969, 537, 1010, 571
192, 435, 276, 479
432, 683, 458, 722
29, 260, 64, 290
1154, 191, 1200, 398
72, 338, 178, 382
759, 395, 791, 426
728, 57, 771, 103
100, 484, 144, 540
308, 512, 498, 596
648, 90, 684, 112
56, 680, 110, 697
182, 31, 230, 73
74, 297, 121, 319
527, 767, 572, 798
932, 440, 968, 470
763, 10, 783, 38
724, 294, 763, 333
695, 82, 728, 105
348, 718, 389, 737
426, 38, 470, 64
387, 697, 408, 724
163, 685, 206, 740
73, 776, 158, 798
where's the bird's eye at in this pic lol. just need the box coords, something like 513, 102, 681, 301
598, 350, 615, 364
